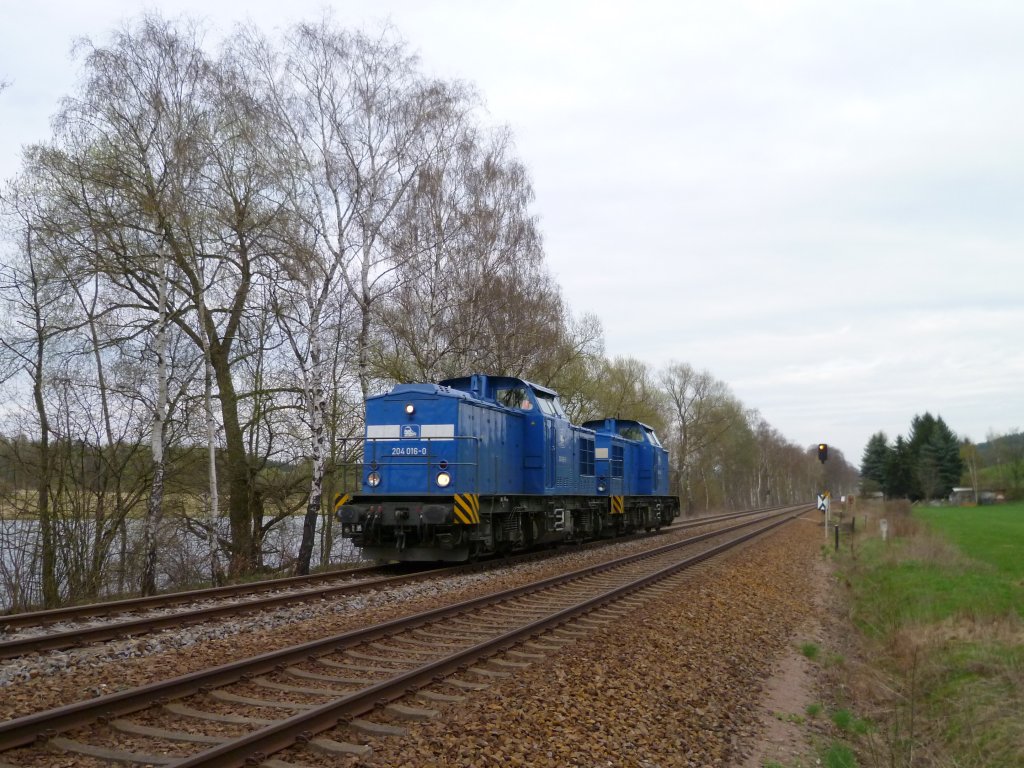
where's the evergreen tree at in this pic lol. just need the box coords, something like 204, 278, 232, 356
906, 412, 962, 500
860, 432, 890, 493
884, 436, 914, 498
906, 413, 938, 499
932, 416, 964, 497
875, 413, 964, 500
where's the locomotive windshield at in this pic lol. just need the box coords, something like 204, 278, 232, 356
616, 424, 664, 446
493, 385, 565, 417
535, 392, 565, 417
618, 425, 644, 441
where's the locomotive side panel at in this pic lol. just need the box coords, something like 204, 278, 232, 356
652, 444, 671, 496
456, 399, 525, 495
521, 408, 546, 494
550, 419, 591, 494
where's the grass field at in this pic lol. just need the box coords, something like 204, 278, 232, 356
850, 502, 1024, 633
832, 502, 1024, 768
916, 503, 1024, 580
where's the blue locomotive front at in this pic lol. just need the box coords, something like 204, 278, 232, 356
335, 374, 679, 561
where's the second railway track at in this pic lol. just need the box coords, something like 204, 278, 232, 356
0, 507, 781, 661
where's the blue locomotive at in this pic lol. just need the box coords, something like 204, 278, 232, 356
334, 373, 679, 561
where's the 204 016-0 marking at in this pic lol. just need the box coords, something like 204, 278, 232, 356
391, 446, 429, 456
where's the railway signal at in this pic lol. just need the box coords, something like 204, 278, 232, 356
817, 443, 828, 463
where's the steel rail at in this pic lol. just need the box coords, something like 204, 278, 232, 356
0, 564, 397, 628
0, 505, 807, 755
0, 506, 780, 659
1, 505, 777, 628
0, 568, 458, 660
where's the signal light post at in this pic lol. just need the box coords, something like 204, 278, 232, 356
817, 441, 829, 541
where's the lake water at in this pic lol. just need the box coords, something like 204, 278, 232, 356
0, 514, 364, 612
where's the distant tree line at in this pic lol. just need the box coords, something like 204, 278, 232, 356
0, 13, 857, 610
959, 430, 1024, 501
859, 413, 964, 501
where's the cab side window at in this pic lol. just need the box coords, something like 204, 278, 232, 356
496, 387, 532, 410
580, 437, 595, 476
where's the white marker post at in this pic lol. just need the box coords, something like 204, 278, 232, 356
817, 492, 831, 540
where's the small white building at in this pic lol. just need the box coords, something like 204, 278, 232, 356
949, 487, 975, 505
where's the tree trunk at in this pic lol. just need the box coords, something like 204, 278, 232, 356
356, 293, 372, 403
296, 335, 326, 575
209, 343, 255, 576
141, 251, 169, 596
33, 331, 58, 608
25, 239, 59, 608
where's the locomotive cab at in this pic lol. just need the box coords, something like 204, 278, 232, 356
582, 418, 675, 530
337, 374, 592, 561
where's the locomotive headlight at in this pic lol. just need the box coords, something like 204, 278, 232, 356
435, 471, 451, 488
404, 403, 415, 415
597, 478, 607, 493
367, 471, 381, 487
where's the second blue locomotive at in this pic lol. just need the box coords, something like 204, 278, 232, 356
335, 373, 679, 561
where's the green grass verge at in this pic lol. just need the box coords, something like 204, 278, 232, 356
916, 502, 1024, 579
838, 503, 1024, 768
849, 504, 1024, 635
821, 742, 858, 768
800, 641, 820, 660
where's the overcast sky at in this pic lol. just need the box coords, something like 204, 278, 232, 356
2, 0, 1022, 463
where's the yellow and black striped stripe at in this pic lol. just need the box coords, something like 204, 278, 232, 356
610, 496, 624, 515
453, 493, 480, 525
333, 493, 351, 513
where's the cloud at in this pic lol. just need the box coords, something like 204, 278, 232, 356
3, 0, 1023, 461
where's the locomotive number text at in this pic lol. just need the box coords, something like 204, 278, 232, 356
391, 446, 429, 456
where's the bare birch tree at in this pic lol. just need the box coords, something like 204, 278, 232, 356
237, 19, 480, 572
660, 362, 742, 512
0, 203, 67, 606
41, 15, 293, 574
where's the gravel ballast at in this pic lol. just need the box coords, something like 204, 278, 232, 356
288, 515, 825, 767
0, 522, 735, 719
2, 514, 824, 767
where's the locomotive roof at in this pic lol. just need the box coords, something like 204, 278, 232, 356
369, 382, 484, 404
371, 376, 560, 404
439, 374, 560, 398
581, 417, 658, 432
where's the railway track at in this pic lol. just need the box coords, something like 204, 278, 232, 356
0, 507, 779, 661
0, 505, 807, 767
